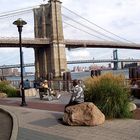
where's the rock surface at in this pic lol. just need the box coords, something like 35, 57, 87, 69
129, 102, 137, 111
24, 88, 37, 97
0, 93, 7, 98
63, 102, 105, 126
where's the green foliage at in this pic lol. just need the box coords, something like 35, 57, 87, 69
0, 81, 19, 97
84, 73, 132, 119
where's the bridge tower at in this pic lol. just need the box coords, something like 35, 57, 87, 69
113, 49, 118, 70
33, 0, 67, 78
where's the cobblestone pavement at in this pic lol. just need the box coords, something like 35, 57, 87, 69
0, 92, 140, 140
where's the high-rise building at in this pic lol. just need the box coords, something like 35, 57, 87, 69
12, 68, 19, 76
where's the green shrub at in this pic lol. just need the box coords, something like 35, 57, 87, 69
0, 81, 19, 97
84, 73, 132, 119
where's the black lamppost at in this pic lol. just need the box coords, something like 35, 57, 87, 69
13, 18, 27, 106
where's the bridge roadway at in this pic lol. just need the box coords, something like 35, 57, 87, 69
0, 38, 140, 49
0, 59, 139, 69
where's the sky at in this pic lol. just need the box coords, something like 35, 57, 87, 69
0, 0, 140, 71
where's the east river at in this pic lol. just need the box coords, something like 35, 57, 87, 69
6, 68, 129, 81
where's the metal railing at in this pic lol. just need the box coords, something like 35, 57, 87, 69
10, 80, 73, 92
10, 78, 133, 92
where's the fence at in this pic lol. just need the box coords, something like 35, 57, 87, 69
10, 80, 73, 92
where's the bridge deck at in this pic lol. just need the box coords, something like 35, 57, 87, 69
0, 38, 50, 48
0, 38, 140, 49
65, 40, 140, 49
0, 59, 140, 69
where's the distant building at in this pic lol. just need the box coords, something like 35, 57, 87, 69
3, 68, 12, 76
137, 62, 140, 66
72, 66, 88, 72
0, 68, 19, 76
12, 68, 19, 76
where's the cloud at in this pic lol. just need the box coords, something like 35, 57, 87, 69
62, 0, 140, 43
0, 0, 42, 13
0, 48, 19, 64
67, 49, 91, 60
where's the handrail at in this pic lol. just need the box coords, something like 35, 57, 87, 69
10, 79, 73, 92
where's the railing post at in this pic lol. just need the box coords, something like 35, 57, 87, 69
58, 80, 63, 92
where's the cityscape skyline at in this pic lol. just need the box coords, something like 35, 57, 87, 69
1, 60, 139, 77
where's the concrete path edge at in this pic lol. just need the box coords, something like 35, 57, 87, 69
0, 105, 18, 140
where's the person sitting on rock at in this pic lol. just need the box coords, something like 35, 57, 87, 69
78, 79, 85, 90
65, 79, 84, 108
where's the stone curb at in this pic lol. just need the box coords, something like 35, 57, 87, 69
0, 105, 18, 140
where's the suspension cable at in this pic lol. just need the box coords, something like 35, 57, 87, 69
62, 14, 122, 43
63, 21, 107, 41
0, 5, 40, 19
62, 6, 136, 44
0, 10, 32, 20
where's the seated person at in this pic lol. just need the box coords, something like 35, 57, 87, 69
40, 80, 51, 95
131, 80, 138, 88
65, 79, 84, 109
33, 79, 41, 89
78, 79, 85, 90
41, 80, 48, 88
23, 79, 30, 89
40, 80, 61, 100
131, 80, 140, 97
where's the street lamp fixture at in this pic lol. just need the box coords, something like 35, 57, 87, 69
13, 18, 27, 106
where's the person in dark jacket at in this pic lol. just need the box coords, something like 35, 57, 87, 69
23, 79, 30, 89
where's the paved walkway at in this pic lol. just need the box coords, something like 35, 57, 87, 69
0, 108, 12, 140
0, 92, 140, 140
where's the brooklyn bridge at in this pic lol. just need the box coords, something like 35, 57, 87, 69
0, 0, 140, 78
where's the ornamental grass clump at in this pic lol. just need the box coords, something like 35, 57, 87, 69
84, 73, 132, 119
0, 81, 19, 97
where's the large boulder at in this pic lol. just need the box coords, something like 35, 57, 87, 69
63, 102, 105, 126
129, 102, 137, 111
0, 93, 7, 98
24, 88, 37, 97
